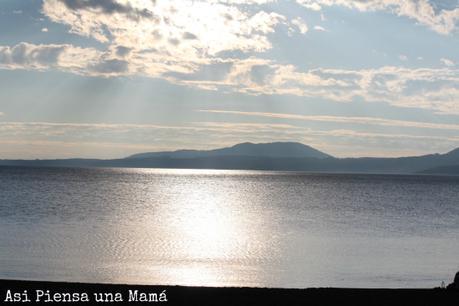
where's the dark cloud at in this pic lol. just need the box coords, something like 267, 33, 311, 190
89, 58, 129, 74
183, 32, 198, 40
152, 30, 162, 41
250, 65, 276, 85
57, 0, 155, 20
223, 13, 233, 21
168, 38, 180, 46
115, 46, 131, 57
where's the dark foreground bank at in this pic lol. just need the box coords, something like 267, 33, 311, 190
1, 279, 458, 306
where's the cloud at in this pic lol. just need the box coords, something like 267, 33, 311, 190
212, 0, 276, 4
296, 0, 459, 35
43, 0, 285, 55
41, 28, 49, 32
0, 120, 313, 158
88, 58, 130, 75
198, 110, 459, 131
115, 46, 131, 57
291, 17, 309, 34
1, 120, 457, 158
441, 58, 455, 67
183, 32, 198, 40
0, 42, 66, 69
297, 1, 322, 11
56, 0, 155, 20
172, 60, 459, 114
39, 0, 288, 79
189, 122, 459, 157
313, 25, 326, 31
0, 42, 106, 74
0, 1, 455, 116
399, 54, 408, 61
2, 41, 458, 115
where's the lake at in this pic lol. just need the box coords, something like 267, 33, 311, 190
0, 166, 458, 288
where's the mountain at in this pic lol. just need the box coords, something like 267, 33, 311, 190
1, 143, 459, 175
127, 142, 332, 159
443, 147, 459, 160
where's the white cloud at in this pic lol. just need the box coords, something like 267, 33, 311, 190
41, 0, 286, 77
0, 42, 112, 75
1, 120, 457, 158
0, 120, 315, 158
292, 17, 309, 34
399, 54, 408, 61
178, 63, 459, 114
0, 1, 456, 116
198, 110, 459, 131
214, 0, 276, 4
297, 1, 322, 11
296, 0, 459, 35
440, 58, 455, 67
41, 27, 49, 32
2, 41, 458, 115
0, 43, 66, 69
191, 122, 459, 157
314, 25, 327, 31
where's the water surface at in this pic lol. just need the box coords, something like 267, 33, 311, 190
1, 167, 458, 288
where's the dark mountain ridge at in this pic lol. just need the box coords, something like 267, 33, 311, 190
1, 142, 459, 175
127, 142, 332, 159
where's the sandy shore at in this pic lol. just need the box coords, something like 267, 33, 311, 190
1, 279, 458, 306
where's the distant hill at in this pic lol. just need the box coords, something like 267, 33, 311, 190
127, 142, 332, 159
1, 142, 459, 175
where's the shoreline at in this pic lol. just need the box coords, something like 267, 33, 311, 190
1, 279, 458, 306
2, 164, 459, 178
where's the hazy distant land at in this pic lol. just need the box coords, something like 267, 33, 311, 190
1, 142, 459, 175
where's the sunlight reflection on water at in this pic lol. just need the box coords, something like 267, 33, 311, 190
1, 167, 459, 288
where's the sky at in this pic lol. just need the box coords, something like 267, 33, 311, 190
0, 0, 459, 159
